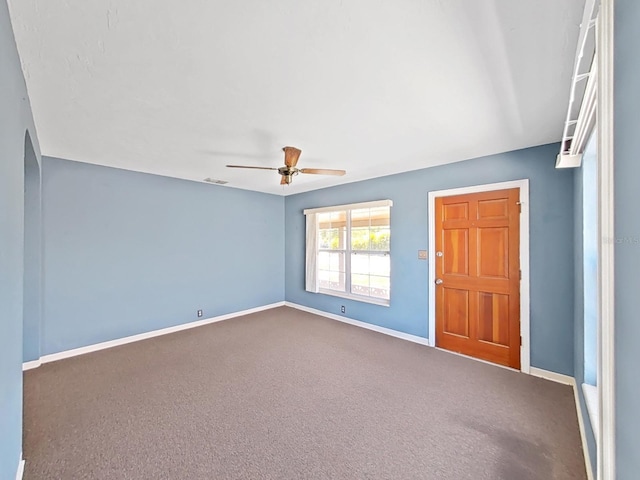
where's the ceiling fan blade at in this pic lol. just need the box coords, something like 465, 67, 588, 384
283, 146, 302, 168
299, 168, 346, 176
280, 176, 287, 185
226, 165, 279, 170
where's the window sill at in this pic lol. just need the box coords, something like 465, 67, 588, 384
582, 383, 599, 442
318, 288, 390, 307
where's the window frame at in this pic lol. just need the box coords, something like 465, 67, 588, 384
305, 199, 392, 306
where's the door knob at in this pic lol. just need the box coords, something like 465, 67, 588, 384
435, 279, 443, 285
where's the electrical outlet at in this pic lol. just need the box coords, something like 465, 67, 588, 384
197, 309, 203, 318
341, 306, 345, 314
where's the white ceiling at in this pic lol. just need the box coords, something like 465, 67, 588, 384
8, 0, 584, 196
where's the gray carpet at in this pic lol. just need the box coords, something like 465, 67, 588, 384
23, 306, 586, 479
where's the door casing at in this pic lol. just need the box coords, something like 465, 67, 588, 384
428, 179, 530, 373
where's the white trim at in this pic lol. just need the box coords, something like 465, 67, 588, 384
556, 153, 584, 169
597, 1, 615, 478
303, 199, 392, 215
15, 454, 25, 480
579, 399, 596, 480
558, 0, 598, 160
427, 179, 531, 373
22, 302, 285, 369
22, 359, 41, 371
305, 213, 319, 293
529, 366, 574, 385
557, 52, 598, 169
284, 302, 430, 346
583, 383, 599, 442
530, 368, 594, 480
305, 199, 392, 306
578, 388, 596, 480
571, 54, 598, 157
576, 382, 596, 480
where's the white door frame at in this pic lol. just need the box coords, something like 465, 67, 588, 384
597, 1, 615, 477
427, 179, 531, 373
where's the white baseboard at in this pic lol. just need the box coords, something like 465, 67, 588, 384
22, 359, 42, 371
529, 367, 593, 480
22, 302, 285, 370
284, 302, 430, 346
21, 301, 594, 480
15, 454, 25, 480
575, 382, 595, 480
529, 366, 574, 385
582, 383, 599, 441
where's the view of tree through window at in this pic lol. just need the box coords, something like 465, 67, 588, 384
317, 205, 390, 302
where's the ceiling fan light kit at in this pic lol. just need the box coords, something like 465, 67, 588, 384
226, 146, 346, 185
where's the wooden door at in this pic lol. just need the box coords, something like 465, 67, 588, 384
435, 188, 521, 369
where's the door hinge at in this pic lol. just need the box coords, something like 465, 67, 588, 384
520, 335, 523, 346
519, 270, 522, 280
516, 201, 522, 213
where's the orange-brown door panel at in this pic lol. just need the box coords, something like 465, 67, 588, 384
435, 189, 520, 369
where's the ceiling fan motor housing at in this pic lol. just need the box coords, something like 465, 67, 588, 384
278, 166, 297, 184
226, 147, 345, 185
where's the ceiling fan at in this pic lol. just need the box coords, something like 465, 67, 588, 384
226, 147, 346, 185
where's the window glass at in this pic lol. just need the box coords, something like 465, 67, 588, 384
312, 202, 391, 304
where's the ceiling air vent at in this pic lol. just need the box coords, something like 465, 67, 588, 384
203, 178, 228, 185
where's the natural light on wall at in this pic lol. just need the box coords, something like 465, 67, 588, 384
304, 200, 392, 306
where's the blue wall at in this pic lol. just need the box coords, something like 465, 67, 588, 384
40, 157, 284, 354
615, 1, 640, 477
285, 143, 576, 375
2, 1, 637, 476
0, 0, 41, 477
23, 133, 42, 362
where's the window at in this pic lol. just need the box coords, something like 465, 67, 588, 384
304, 200, 392, 305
